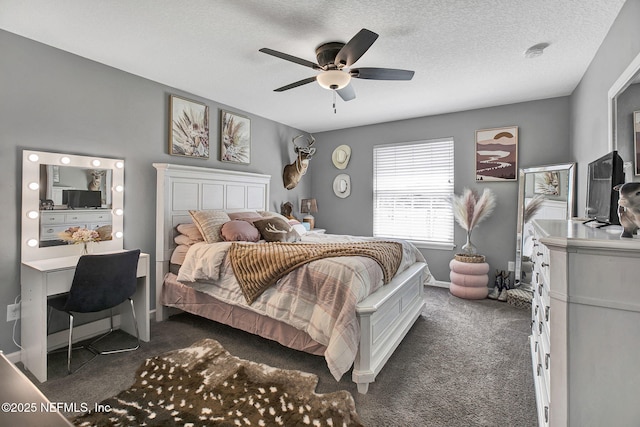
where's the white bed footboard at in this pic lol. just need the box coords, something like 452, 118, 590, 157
353, 262, 426, 393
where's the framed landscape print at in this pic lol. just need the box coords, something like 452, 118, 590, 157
169, 95, 209, 159
635, 111, 640, 175
220, 110, 251, 164
475, 126, 518, 181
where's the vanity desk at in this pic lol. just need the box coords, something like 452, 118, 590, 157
20, 149, 149, 383
20, 252, 150, 383
529, 219, 640, 426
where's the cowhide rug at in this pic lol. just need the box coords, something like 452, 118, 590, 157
72, 338, 363, 426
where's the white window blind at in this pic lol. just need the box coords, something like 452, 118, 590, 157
373, 138, 454, 246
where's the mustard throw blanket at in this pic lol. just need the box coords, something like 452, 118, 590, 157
229, 241, 404, 304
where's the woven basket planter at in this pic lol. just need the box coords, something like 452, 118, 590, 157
454, 253, 486, 263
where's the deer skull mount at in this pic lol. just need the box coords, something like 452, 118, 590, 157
283, 134, 316, 190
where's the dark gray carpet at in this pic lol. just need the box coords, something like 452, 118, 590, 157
29, 286, 537, 426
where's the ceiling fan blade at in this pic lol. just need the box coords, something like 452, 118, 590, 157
259, 48, 322, 70
274, 76, 317, 92
336, 83, 356, 101
350, 67, 415, 80
335, 28, 378, 67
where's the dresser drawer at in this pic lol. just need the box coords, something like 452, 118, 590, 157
65, 211, 110, 223
40, 213, 66, 225
533, 338, 550, 427
40, 225, 71, 241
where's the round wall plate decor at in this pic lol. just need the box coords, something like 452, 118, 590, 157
333, 174, 351, 198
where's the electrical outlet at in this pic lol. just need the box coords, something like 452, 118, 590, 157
508, 261, 515, 272
6, 303, 20, 322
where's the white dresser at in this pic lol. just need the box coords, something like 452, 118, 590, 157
39, 209, 111, 241
529, 219, 640, 426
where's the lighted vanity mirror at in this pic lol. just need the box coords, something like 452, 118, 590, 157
22, 150, 125, 262
38, 164, 114, 247
514, 163, 576, 288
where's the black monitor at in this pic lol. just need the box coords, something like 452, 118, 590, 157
62, 190, 101, 209
585, 151, 624, 225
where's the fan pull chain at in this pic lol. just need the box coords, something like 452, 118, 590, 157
332, 90, 337, 114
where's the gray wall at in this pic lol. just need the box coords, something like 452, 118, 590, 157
310, 97, 571, 282
571, 0, 640, 210
0, 30, 310, 353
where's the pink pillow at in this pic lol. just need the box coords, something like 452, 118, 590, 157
176, 223, 204, 242
221, 220, 260, 242
228, 211, 263, 224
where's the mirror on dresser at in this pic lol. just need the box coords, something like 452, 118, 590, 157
21, 150, 125, 262
514, 163, 576, 288
609, 51, 640, 179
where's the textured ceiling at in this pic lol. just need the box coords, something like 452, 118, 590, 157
0, 0, 626, 133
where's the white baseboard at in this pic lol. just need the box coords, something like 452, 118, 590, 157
429, 280, 451, 289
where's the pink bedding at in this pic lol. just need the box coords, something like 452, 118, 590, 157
169, 233, 432, 380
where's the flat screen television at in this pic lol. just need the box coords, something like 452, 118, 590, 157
62, 190, 101, 209
585, 151, 624, 225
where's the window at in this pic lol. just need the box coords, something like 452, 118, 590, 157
373, 138, 454, 248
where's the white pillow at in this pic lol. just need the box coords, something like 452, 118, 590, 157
292, 223, 308, 237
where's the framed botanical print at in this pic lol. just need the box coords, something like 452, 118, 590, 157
475, 126, 518, 181
169, 95, 209, 159
634, 111, 640, 175
220, 110, 251, 164
534, 171, 560, 195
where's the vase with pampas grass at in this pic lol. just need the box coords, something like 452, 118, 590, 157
452, 188, 496, 257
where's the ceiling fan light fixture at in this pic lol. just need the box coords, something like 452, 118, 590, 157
317, 70, 351, 90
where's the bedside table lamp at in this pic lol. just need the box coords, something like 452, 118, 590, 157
300, 198, 317, 229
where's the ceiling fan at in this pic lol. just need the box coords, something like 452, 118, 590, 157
259, 28, 415, 103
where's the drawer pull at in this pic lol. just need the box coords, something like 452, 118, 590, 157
545, 406, 549, 423
537, 252, 543, 256
534, 305, 539, 315
545, 353, 550, 369
539, 322, 543, 334
535, 341, 539, 352
541, 262, 549, 268
539, 284, 543, 296
545, 306, 550, 322
531, 320, 535, 331
537, 363, 542, 376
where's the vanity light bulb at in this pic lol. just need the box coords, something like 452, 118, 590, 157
60, 156, 71, 165
114, 208, 124, 216
27, 211, 39, 219
28, 182, 39, 190
115, 161, 124, 169
92, 159, 101, 167
114, 185, 124, 192
27, 239, 38, 247
28, 153, 39, 162
114, 231, 123, 239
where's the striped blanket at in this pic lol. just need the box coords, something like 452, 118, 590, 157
229, 241, 403, 304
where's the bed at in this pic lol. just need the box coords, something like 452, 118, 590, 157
154, 163, 433, 393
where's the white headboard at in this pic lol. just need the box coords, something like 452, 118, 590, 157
153, 163, 271, 319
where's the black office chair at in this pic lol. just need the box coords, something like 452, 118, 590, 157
47, 249, 141, 374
